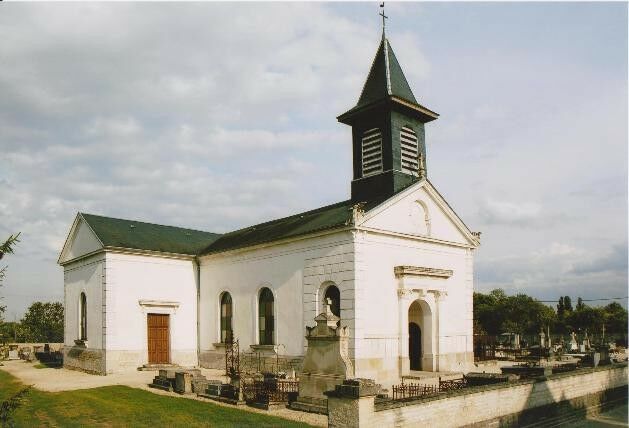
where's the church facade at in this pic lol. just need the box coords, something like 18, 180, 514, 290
59, 33, 480, 385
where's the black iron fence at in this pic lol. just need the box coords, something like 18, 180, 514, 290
391, 377, 468, 401
439, 377, 467, 391
392, 382, 438, 400
241, 378, 299, 404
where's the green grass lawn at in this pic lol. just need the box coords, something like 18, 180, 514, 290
0, 370, 313, 427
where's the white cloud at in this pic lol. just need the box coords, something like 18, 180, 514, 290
478, 199, 542, 226
0, 3, 626, 316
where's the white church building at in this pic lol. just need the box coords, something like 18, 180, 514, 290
59, 32, 480, 385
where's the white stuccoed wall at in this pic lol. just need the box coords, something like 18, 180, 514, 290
353, 233, 474, 381
63, 253, 107, 373
64, 254, 105, 350
354, 183, 476, 383
198, 231, 356, 359
104, 252, 198, 373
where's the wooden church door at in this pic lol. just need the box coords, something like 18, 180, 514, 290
147, 313, 170, 364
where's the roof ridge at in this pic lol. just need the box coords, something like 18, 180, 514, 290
384, 37, 392, 96
80, 212, 221, 236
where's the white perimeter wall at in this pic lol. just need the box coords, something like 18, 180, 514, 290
104, 252, 198, 372
64, 254, 105, 349
199, 231, 356, 358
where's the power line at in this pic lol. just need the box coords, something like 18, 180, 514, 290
538, 296, 628, 303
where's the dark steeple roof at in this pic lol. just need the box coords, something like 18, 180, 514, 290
356, 35, 418, 108
338, 34, 438, 124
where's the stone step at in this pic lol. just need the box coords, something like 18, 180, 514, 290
289, 400, 328, 415
138, 364, 180, 371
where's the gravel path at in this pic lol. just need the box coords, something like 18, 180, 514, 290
0, 360, 326, 427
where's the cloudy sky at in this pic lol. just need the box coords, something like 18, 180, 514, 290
0, 2, 626, 318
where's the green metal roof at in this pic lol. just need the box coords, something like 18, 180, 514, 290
337, 35, 438, 124
356, 36, 418, 108
201, 200, 353, 255
200, 195, 392, 255
80, 213, 221, 256
80, 195, 393, 258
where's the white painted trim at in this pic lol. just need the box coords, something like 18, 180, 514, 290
138, 300, 180, 311
199, 226, 353, 261
60, 246, 196, 267
357, 180, 479, 247
357, 226, 475, 249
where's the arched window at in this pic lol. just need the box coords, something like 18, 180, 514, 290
79, 292, 87, 341
324, 285, 341, 318
258, 288, 274, 345
220, 292, 233, 343
361, 128, 383, 177
400, 126, 419, 176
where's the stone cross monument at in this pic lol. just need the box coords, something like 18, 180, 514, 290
290, 298, 354, 414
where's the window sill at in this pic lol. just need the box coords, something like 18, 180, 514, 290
250, 344, 277, 353
213, 342, 229, 349
74, 339, 88, 347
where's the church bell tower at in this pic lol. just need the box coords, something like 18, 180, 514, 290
338, 31, 439, 202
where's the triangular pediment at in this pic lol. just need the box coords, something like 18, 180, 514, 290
357, 180, 479, 247
58, 214, 104, 264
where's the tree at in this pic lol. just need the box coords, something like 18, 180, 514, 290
20, 302, 64, 343
473, 289, 556, 336
0, 233, 21, 322
473, 290, 506, 335
0, 321, 26, 344
576, 297, 585, 311
601, 302, 628, 337
557, 296, 565, 318
564, 296, 573, 312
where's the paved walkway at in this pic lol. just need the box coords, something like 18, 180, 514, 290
0, 360, 326, 427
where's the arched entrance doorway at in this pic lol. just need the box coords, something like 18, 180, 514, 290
408, 300, 429, 371
409, 322, 421, 370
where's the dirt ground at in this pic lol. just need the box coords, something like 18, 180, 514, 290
0, 360, 327, 427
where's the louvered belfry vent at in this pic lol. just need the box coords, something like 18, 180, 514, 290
361, 128, 383, 177
400, 126, 419, 176
337, 33, 439, 201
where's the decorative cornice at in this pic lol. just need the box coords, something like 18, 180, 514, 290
138, 300, 180, 308
394, 265, 453, 279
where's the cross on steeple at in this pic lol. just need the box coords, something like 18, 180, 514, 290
379, 2, 388, 33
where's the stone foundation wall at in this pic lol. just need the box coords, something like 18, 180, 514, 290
328, 364, 628, 427
354, 356, 400, 389
63, 345, 106, 375
104, 349, 197, 373
439, 351, 476, 373
199, 350, 225, 370
200, 349, 304, 375
5, 342, 63, 352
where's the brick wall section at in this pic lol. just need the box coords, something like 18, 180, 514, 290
327, 365, 628, 428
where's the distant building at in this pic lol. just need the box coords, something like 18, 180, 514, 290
58, 30, 480, 385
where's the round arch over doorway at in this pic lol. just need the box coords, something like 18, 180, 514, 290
408, 299, 433, 372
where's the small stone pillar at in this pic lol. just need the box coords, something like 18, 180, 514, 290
325, 378, 379, 428
175, 372, 193, 394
